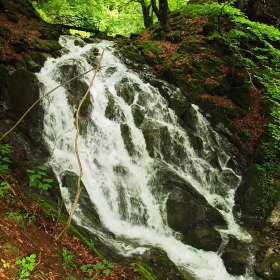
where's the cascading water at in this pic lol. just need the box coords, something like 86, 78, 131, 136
36, 36, 254, 279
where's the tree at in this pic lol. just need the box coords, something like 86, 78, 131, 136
151, 0, 169, 26
139, 0, 153, 28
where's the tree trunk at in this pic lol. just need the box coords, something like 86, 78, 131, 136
140, 1, 153, 28
151, 0, 169, 26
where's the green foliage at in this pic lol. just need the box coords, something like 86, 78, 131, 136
27, 165, 53, 191
62, 249, 76, 270
5, 210, 36, 228
0, 181, 10, 198
0, 142, 11, 173
255, 142, 280, 214
80, 259, 114, 278
15, 254, 37, 279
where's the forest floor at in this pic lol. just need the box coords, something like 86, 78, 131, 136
0, 172, 139, 280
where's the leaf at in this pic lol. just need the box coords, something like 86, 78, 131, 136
103, 269, 110, 276
38, 165, 47, 171
93, 263, 103, 270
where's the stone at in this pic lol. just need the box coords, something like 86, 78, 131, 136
221, 236, 250, 276
266, 201, 280, 228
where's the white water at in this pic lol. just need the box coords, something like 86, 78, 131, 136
37, 36, 254, 280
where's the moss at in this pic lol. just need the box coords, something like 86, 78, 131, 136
132, 262, 156, 280
137, 41, 164, 65
166, 30, 182, 43
46, 40, 63, 52
229, 84, 251, 112
0, 64, 7, 98
238, 165, 263, 215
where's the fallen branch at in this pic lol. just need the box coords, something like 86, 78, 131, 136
55, 49, 105, 241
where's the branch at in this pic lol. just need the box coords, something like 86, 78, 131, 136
55, 49, 105, 241
0, 68, 95, 141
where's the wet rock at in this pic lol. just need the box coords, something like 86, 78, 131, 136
131, 104, 145, 128
53, 62, 92, 115
23, 53, 41, 72
149, 78, 191, 117
221, 236, 250, 276
105, 93, 126, 123
233, 166, 263, 227
115, 78, 135, 105
61, 171, 100, 226
165, 184, 226, 251
82, 47, 99, 67
142, 119, 171, 160
139, 248, 189, 280
74, 38, 85, 47
6, 68, 40, 123
221, 250, 247, 275
120, 123, 138, 157
183, 224, 222, 252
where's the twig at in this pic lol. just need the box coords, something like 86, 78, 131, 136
0, 68, 95, 141
55, 49, 105, 241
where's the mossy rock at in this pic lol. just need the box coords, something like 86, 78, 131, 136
221, 236, 250, 276
233, 165, 263, 226
0, 64, 7, 100
134, 248, 190, 280
229, 85, 251, 112
182, 224, 222, 252
120, 123, 138, 157
166, 30, 182, 43
137, 41, 164, 65
255, 253, 280, 280
29, 51, 49, 68
131, 104, 145, 128
46, 40, 63, 52
7, 68, 40, 122
11, 39, 28, 54
22, 53, 40, 72
221, 249, 247, 276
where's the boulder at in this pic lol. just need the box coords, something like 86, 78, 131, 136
221, 236, 250, 276
255, 252, 280, 280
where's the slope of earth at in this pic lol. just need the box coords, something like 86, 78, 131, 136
131, 7, 273, 163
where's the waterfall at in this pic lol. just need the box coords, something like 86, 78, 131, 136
36, 36, 254, 280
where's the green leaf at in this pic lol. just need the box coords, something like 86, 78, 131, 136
38, 165, 47, 171
103, 269, 110, 276
93, 263, 103, 270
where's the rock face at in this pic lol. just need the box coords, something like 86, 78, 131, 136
161, 169, 226, 252
7, 68, 40, 123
